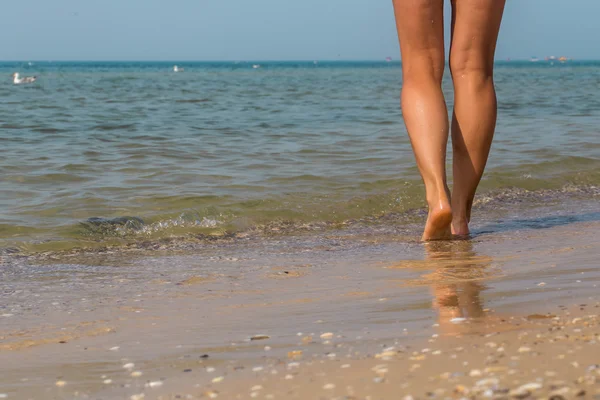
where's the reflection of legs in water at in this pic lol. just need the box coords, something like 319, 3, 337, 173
424, 240, 488, 333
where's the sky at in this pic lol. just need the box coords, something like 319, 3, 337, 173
2, 0, 599, 61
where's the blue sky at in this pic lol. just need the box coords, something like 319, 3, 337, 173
2, 0, 597, 61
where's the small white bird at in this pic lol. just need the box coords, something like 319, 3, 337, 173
12, 72, 37, 85
173, 65, 184, 72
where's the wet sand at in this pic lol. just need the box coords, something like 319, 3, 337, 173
1, 213, 600, 399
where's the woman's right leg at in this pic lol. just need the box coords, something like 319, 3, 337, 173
449, 0, 505, 235
392, 0, 452, 241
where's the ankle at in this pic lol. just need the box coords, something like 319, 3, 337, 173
451, 213, 470, 235
452, 211, 468, 223
426, 185, 451, 208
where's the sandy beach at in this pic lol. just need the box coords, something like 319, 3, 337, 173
2, 207, 600, 399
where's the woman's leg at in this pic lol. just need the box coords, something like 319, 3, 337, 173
449, 0, 506, 235
392, 0, 452, 241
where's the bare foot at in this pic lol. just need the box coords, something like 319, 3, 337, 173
422, 201, 452, 241
451, 217, 470, 236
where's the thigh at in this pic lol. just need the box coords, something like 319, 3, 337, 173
393, 0, 446, 80
450, 0, 506, 72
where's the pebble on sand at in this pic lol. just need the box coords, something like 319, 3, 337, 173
509, 382, 542, 397
475, 378, 500, 388
485, 366, 508, 374
518, 346, 532, 353
250, 334, 270, 341
130, 394, 145, 400
131, 371, 143, 377
372, 365, 389, 375
123, 363, 135, 370
212, 376, 224, 383
320, 332, 334, 339
55, 381, 66, 387
454, 384, 470, 395
288, 350, 303, 359
323, 383, 336, 390
376, 350, 397, 359
549, 387, 571, 397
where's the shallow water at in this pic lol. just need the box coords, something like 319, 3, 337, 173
1, 60, 600, 253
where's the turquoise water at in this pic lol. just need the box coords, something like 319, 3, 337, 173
1, 60, 599, 253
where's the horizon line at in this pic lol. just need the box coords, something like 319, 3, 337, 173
0, 58, 592, 63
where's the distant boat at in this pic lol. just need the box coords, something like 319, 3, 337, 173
529, 57, 539, 62
252, 64, 261, 69
173, 65, 184, 72
385, 56, 392, 62
12, 72, 36, 84
558, 56, 568, 62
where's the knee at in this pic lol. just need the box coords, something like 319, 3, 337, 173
449, 50, 493, 84
402, 55, 445, 87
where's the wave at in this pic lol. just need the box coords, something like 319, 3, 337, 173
1, 183, 598, 257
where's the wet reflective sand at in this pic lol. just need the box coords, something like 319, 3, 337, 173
1, 203, 600, 398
